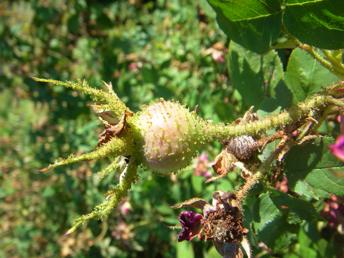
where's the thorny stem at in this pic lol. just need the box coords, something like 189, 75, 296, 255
97, 157, 121, 180
235, 95, 337, 202
65, 159, 138, 235
37, 78, 344, 175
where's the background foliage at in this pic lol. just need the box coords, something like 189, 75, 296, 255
0, 0, 343, 257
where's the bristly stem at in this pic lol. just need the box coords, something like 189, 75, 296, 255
97, 157, 121, 180
236, 171, 262, 203
207, 94, 343, 142
236, 135, 291, 202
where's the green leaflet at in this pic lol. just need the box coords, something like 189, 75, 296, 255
285, 48, 340, 103
208, 0, 282, 53
208, 0, 344, 52
285, 136, 344, 195
253, 193, 284, 246
228, 42, 291, 109
285, 0, 344, 49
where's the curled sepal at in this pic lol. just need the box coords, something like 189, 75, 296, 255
65, 159, 138, 235
98, 111, 133, 146
171, 197, 210, 210
32, 77, 128, 120
91, 104, 119, 125
97, 157, 121, 181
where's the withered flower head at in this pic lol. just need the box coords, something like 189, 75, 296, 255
202, 192, 247, 244
174, 192, 251, 258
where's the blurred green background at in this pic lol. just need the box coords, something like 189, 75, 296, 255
0, 1, 238, 257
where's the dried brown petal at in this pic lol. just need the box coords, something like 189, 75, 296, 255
234, 106, 258, 125
98, 111, 133, 146
91, 104, 118, 125
212, 150, 236, 175
102, 81, 115, 95
241, 106, 258, 123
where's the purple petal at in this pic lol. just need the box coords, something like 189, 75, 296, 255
177, 211, 203, 242
330, 135, 344, 161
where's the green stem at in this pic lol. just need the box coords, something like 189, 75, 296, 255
322, 50, 344, 72
207, 95, 336, 142
97, 157, 121, 180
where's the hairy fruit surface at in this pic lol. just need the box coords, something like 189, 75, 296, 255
133, 100, 205, 174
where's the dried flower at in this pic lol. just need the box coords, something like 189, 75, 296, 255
174, 192, 251, 257
330, 135, 344, 161
211, 150, 236, 176
202, 192, 247, 244
178, 211, 203, 242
